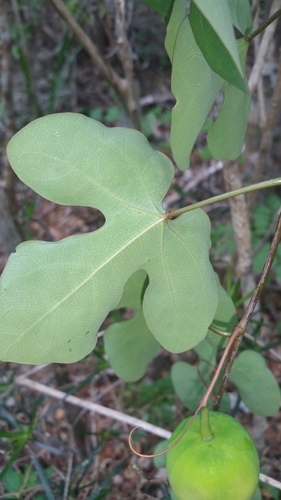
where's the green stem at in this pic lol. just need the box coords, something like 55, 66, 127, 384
245, 9, 281, 43
209, 324, 231, 338
200, 405, 214, 442
165, 178, 281, 219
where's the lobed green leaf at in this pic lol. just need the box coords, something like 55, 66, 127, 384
0, 113, 218, 363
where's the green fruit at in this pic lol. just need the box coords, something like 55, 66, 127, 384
166, 411, 260, 500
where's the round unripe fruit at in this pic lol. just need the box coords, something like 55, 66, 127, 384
166, 412, 260, 500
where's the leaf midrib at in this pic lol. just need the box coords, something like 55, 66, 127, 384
12, 216, 165, 342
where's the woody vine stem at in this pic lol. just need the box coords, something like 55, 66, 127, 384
213, 212, 281, 410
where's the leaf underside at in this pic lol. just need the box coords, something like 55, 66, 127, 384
104, 270, 160, 382
189, 0, 246, 91
207, 38, 250, 160
166, 0, 250, 169
0, 113, 218, 364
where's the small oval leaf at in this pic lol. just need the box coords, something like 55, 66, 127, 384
229, 350, 281, 416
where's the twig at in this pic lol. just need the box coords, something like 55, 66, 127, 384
257, 80, 267, 127
248, 1, 281, 95
16, 377, 171, 439
49, 0, 122, 87
248, 48, 281, 210
251, 0, 260, 17
49, 0, 140, 128
253, 207, 281, 258
240, 214, 281, 327
209, 323, 281, 361
244, 332, 281, 362
114, 0, 141, 130
246, 7, 281, 43
62, 453, 73, 500
260, 472, 281, 491
213, 213, 281, 410
16, 364, 50, 382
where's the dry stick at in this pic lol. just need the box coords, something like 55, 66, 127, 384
114, 0, 141, 130
245, 331, 281, 362
254, 2, 267, 128
49, 0, 122, 87
251, 0, 260, 17
16, 377, 171, 440
240, 213, 281, 331
248, 1, 281, 95
49, 0, 140, 128
247, 48, 281, 211
62, 453, 73, 500
210, 323, 281, 362
213, 212, 281, 410
253, 207, 281, 258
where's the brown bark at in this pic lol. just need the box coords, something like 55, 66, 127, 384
223, 160, 256, 300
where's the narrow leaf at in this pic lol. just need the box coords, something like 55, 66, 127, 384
31, 454, 56, 500
189, 0, 246, 92
227, 0, 252, 34
145, 0, 175, 23
169, 17, 223, 169
165, 0, 187, 60
207, 38, 250, 160
229, 350, 281, 416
